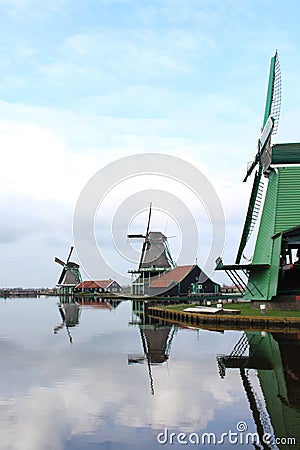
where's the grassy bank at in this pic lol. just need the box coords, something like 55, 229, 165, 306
164, 302, 300, 319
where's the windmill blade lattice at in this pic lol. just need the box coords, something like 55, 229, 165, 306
243, 52, 281, 183
248, 179, 265, 237
264, 51, 281, 135
236, 171, 265, 264
270, 53, 281, 135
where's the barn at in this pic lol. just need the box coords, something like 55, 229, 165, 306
74, 279, 122, 295
145, 264, 220, 296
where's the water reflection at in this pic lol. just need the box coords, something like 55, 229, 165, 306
54, 303, 81, 343
53, 295, 122, 343
218, 331, 300, 449
0, 297, 299, 449
128, 300, 176, 395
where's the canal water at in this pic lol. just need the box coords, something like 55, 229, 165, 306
0, 297, 299, 450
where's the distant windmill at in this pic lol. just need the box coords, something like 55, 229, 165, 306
128, 203, 176, 270
54, 246, 82, 295
127, 203, 176, 295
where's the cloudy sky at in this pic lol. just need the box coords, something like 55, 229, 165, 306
1, 0, 300, 287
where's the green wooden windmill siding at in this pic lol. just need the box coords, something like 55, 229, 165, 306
244, 164, 300, 300
216, 53, 300, 301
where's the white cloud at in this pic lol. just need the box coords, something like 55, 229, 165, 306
0, 118, 97, 203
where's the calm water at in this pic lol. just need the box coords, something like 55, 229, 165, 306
0, 297, 299, 450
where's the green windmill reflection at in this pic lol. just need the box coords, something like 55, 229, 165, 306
217, 332, 300, 449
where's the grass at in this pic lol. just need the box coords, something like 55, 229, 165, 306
163, 301, 300, 319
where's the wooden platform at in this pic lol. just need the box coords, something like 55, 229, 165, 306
148, 306, 300, 333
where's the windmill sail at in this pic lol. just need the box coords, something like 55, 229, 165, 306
263, 51, 281, 133
139, 203, 152, 269
236, 170, 264, 264
243, 52, 281, 183
58, 267, 67, 285
55, 257, 65, 266
236, 52, 281, 264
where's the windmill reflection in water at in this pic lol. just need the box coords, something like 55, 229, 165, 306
53, 296, 121, 344
217, 332, 300, 449
128, 299, 177, 396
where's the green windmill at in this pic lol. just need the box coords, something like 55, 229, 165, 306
216, 52, 300, 305
55, 246, 82, 296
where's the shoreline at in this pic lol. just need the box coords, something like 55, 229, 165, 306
148, 306, 300, 332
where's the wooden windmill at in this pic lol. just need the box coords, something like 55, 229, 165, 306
216, 52, 300, 305
128, 203, 176, 295
54, 246, 82, 296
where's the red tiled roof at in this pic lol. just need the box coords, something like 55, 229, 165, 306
76, 280, 114, 289
149, 265, 195, 288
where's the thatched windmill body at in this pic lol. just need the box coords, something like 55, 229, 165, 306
128, 203, 176, 295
